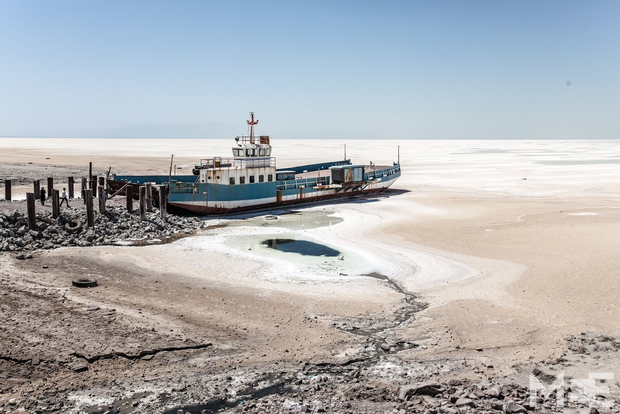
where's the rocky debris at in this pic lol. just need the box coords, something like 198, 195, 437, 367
503, 400, 527, 413
399, 382, 446, 399
564, 332, 620, 354
160, 372, 616, 414
0, 207, 206, 252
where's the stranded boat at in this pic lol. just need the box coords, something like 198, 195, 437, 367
108, 113, 401, 215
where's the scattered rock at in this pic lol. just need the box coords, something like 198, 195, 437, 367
485, 385, 502, 398
504, 400, 527, 413
399, 382, 446, 399
455, 397, 474, 407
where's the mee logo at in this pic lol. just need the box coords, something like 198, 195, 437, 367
529, 372, 614, 409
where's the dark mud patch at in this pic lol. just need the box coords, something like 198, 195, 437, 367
261, 238, 340, 257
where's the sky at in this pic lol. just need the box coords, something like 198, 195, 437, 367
0, 0, 618, 139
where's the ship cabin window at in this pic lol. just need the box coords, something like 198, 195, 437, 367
229, 177, 235, 185
245, 149, 251, 157
259, 174, 264, 183
233, 148, 243, 157
240, 176, 246, 184
259, 148, 266, 156
268, 174, 273, 182
249, 175, 255, 183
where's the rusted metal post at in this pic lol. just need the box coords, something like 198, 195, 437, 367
52, 189, 60, 218
33, 180, 40, 198
47, 177, 53, 197
126, 184, 133, 213
139, 186, 147, 221
4, 179, 11, 201
98, 185, 105, 214
158, 185, 167, 218
81, 178, 87, 203
85, 189, 94, 227
68, 176, 74, 198
26, 193, 36, 230
145, 183, 153, 212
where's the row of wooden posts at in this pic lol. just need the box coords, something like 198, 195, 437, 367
3, 176, 167, 232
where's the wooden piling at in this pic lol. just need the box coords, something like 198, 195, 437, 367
139, 186, 147, 221
26, 193, 36, 231
52, 189, 60, 218
68, 176, 74, 198
126, 184, 133, 213
158, 185, 167, 218
47, 177, 53, 197
92, 176, 98, 198
98, 185, 105, 214
4, 179, 11, 201
98, 177, 106, 200
85, 189, 94, 227
81, 178, 87, 203
145, 183, 153, 212
89, 162, 92, 185
33, 180, 40, 198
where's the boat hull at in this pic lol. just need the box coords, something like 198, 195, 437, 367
168, 182, 396, 215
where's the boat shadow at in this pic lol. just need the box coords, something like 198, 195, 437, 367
346, 188, 410, 204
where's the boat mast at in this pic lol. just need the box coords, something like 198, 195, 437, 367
247, 112, 259, 144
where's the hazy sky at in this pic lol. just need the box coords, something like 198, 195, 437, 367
1, 1, 618, 139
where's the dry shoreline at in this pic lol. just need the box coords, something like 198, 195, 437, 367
1, 139, 620, 413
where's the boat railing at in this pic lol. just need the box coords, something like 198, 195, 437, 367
366, 164, 401, 181
235, 134, 271, 145
276, 176, 330, 190
197, 157, 276, 170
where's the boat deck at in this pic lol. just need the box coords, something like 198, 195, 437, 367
295, 164, 391, 180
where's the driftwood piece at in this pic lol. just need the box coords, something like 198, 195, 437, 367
108, 183, 127, 199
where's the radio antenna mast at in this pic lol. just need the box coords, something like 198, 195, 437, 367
246, 112, 259, 144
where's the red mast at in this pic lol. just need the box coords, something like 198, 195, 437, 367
246, 112, 259, 144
